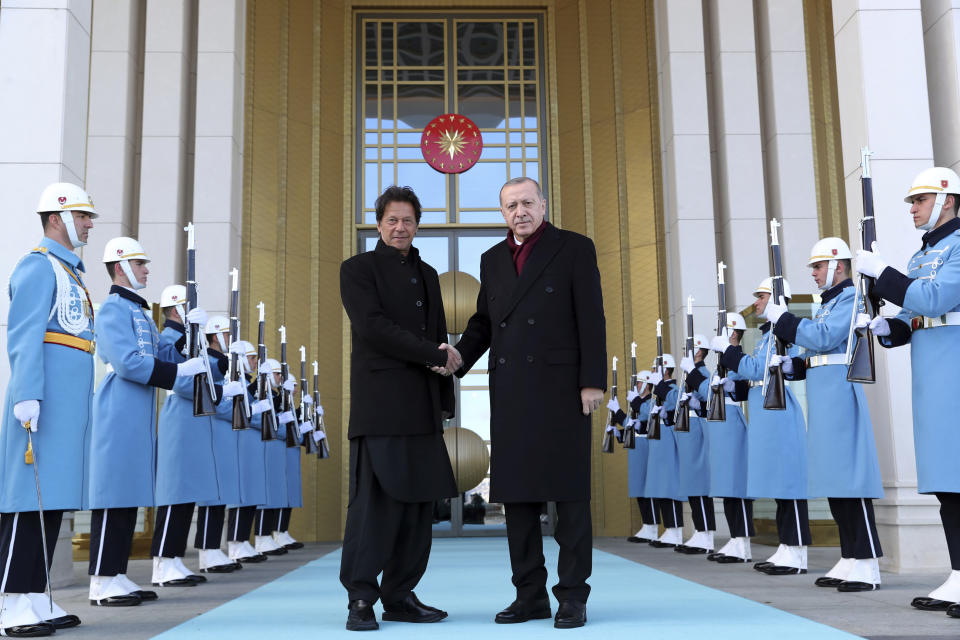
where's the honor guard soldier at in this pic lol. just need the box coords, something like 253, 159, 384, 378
0, 183, 96, 636
226, 340, 269, 563
644, 355, 686, 548
627, 371, 659, 543
276, 372, 304, 551
192, 316, 246, 572
254, 359, 290, 557
703, 313, 754, 563
87, 238, 207, 605
714, 278, 811, 575
675, 335, 716, 555
766, 238, 884, 591
151, 291, 221, 586
856, 167, 960, 614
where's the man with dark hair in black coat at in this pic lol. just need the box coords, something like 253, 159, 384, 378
338, 185, 460, 631
451, 177, 606, 629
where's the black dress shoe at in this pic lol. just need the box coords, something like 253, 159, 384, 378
263, 547, 287, 556
0, 622, 55, 637
90, 594, 144, 606
945, 603, 960, 618
675, 545, 708, 555
200, 564, 237, 574
753, 561, 774, 572
382, 593, 447, 623
554, 600, 587, 629
762, 565, 806, 576
706, 552, 723, 561
151, 579, 195, 587
346, 599, 379, 631
238, 554, 268, 563
284, 542, 304, 550
494, 598, 552, 624
815, 577, 844, 588
716, 555, 749, 564
48, 614, 81, 629
131, 590, 157, 601
185, 574, 207, 583
648, 540, 676, 548
626, 536, 649, 543
837, 581, 877, 592
911, 596, 955, 611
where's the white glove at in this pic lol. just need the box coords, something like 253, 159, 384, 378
278, 410, 296, 424
14, 400, 39, 432
710, 335, 730, 353
686, 394, 701, 410
606, 397, 621, 413
258, 362, 273, 375
176, 356, 207, 377
282, 377, 296, 392
856, 245, 887, 279
228, 341, 247, 356
251, 399, 272, 415
679, 356, 695, 374
648, 372, 663, 386
626, 389, 639, 403
869, 315, 891, 337
658, 405, 668, 419
768, 353, 794, 374
764, 296, 788, 323
720, 377, 736, 393
302, 394, 313, 405
855, 313, 870, 329
315, 405, 324, 417
186, 307, 208, 326
221, 380, 245, 398
648, 403, 659, 419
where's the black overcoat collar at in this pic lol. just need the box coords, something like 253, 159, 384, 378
488, 222, 564, 323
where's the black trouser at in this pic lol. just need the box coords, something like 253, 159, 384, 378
255, 509, 282, 536
280, 507, 292, 532
504, 501, 592, 604
636, 497, 658, 525
775, 499, 811, 546
655, 499, 683, 528
0, 510, 62, 592
194, 505, 226, 550
151, 503, 195, 558
227, 506, 257, 543
936, 492, 960, 570
88, 507, 138, 576
339, 447, 434, 605
722, 498, 755, 537
688, 496, 716, 532
828, 497, 882, 560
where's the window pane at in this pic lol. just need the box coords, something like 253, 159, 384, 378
381, 84, 394, 128
460, 390, 491, 440
508, 84, 522, 127
459, 210, 506, 224
506, 23, 520, 66
364, 85, 378, 128
397, 22, 444, 66
523, 84, 537, 128
381, 22, 394, 66
397, 161, 446, 209
457, 22, 504, 66
459, 162, 506, 209
458, 235, 504, 279
483, 146, 506, 160
412, 235, 449, 272
458, 69, 505, 82
364, 163, 378, 209
483, 131, 506, 145
397, 132, 421, 145
396, 84, 444, 130
364, 22, 377, 67
522, 22, 535, 66
459, 83, 505, 129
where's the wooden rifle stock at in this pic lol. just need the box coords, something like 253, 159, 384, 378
762, 220, 787, 410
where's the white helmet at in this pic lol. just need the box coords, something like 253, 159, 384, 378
693, 334, 709, 351
266, 358, 282, 374
36, 182, 98, 249
160, 285, 186, 308
233, 340, 256, 357
637, 370, 652, 384
904, 167, 960, 231
660, 354, 676, 369
727, 312, 747, 331
754, 276, 792, 300
102, 237, 150, 290
205, 315, 230, 349
807, 237, 851, 291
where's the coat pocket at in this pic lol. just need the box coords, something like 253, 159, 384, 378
545, 348, 579, 366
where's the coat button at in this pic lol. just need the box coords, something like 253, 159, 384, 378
498, 357, 506, 364
411, 277, 418, 284
527, 318, 535, 325
420, 324, 426, 331
416, 300, 423, 307
499, 321, 507, 328
490, 295, 496, 301
526, 355, 534, 362
545, 286, 554, 293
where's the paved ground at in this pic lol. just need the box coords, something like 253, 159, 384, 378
40, 539, 960, 639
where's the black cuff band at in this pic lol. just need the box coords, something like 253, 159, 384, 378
149, 360, 178, 390
873, 266, 912, 307
773, 313, 801, 344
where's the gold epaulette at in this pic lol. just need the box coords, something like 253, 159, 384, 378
32, 246, 48, 254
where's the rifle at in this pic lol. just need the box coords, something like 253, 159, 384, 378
312, 360, 330, 459
707, 261, 728, 421
762, 219, 787, 410
622, 341, 637, 449
299, 346, 319, 454
602, 357, 619, 453
229, 268, 251, 430
673, 296, 695, 433
279, 326, 300, 447
256, 301, 279, 441
647, 319, 664, 440
846, 147, 880, 383
184, 222, 218, 416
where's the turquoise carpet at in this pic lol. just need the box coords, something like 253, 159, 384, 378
153, 538, 859, 639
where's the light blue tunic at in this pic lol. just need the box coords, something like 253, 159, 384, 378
627, 396, 651, 497
260, 407, 289, 510
1, 238, 95, 512
202, 351, 241, 507
880, 225, 960, 493
675, 364, 710, 497
89, 287, 176, 509
705, 369, 750, 498
780, 284, 883, 499
236, 391, 267, 507
734, 329, 808, 499
285, 444, 303, 509
155, 325, 221, 506
644, 381, 685, 501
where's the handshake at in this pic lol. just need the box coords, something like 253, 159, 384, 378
429, 343, 462, 377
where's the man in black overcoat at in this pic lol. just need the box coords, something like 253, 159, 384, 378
338, 186, 460, 631
451, 177, 606, 629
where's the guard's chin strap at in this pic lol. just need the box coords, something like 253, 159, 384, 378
174, 304, 186, 325
59, 212, 85, 249
119, 260, 145, 290
819, 259, 838, 291
919, 192, 947, 231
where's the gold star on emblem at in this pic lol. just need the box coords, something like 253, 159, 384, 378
436, 128, 466, 160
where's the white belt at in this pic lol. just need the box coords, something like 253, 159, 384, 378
912, 312, 960, 330
725, 398, 739, 407
749, 380, 762, 388
805, 353, 846, 368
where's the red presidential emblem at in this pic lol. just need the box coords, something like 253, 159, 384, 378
831, 248, 837, 255
943, 180, 950, 188
58, 196, 66, 205
420, 114, 483, 174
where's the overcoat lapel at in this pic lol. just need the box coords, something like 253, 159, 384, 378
495, 223, 564, 324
